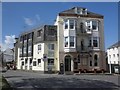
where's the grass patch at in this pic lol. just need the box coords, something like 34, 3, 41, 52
0, 75, 13, 90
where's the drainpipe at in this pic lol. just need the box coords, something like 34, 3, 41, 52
109, 61, 112, 74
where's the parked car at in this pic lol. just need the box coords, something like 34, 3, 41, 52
0, 66, 7, 73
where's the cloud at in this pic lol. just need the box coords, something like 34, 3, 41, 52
1, 35, 16, 51
24, 17, 34, 26
23, 14, 42, 27
5, 35, 15, 44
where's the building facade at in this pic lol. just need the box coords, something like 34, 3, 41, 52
16, 25, 58, 72
107, 41, 120, 73
15, 7, 106, 73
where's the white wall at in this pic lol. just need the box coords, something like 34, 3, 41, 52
107, 47, 119, 64
33, 43, 45, 71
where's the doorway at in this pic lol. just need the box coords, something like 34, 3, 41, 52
64, 55, 71, 71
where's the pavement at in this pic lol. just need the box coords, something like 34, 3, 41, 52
2, 70, 120, 90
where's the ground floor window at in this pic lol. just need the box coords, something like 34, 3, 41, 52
90, 60, 92, 66
48, 59, 54, 65
33, 61, 37, 66
21, 62, 24, 66
30, 58, 32, 65
38, 59, 41, 65
74, 62, 78, 69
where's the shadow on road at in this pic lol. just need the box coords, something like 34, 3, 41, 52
10, 77, 119, 90
4, 76, 23, 78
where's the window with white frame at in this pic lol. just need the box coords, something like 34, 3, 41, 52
38, 59, 41, 65
69, 20, 74, 29
28, 45, 32, 53
92, 21, 98, 30
33, 61, 36, 66
28, 33, 32, 40
70, 36, 75, 47
21, 61, 24, 66
25, 58, 28, 65
113, 54, 115, 57
117, 54, 119, 57
48, 59, 54, 65
64, 37, 68, 47
48, 44, 54, 50
20, 36, 23, 42
93, 37, 99, 47
64, 20, 68, 29
29, 58, 32, 65
48, 51, 54, 57
24, 47, 26, 54
20, 48, 22, 55
86, 20, 91, 31
38, 44, 41, 51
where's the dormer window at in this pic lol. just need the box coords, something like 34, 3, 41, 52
82, 8, 87, 15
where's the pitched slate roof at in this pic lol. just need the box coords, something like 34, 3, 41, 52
108, 41, 120, 49
59, 7, 103, 18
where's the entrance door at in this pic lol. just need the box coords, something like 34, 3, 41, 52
65, 55, 71, 71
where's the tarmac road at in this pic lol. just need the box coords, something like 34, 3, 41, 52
2, 70, 120, 90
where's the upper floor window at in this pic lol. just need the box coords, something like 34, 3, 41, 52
88, 39, 92, 47
38, 44, 41, 51
64, 37, 68, 47
93, 37, 99, 47
20, 36, 23, 42
117, 54, 119, 57
37, 29, 42, 37
113, 54, 115, 57
82, 8, 87, 14
92, 21, 98, 30
48, 44, 54, 50
20, 48, 22, 55
69, 20, 74, 29
109, 55, 111, 58
24, 35, 27, 41
28, 45, 32, 53
48, 51, 54, 57
48, 29, 55, 36
28, 33, 32, 39
24, 47, 26, 54
70, 36, 75, 47
64, 20, 68, 29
